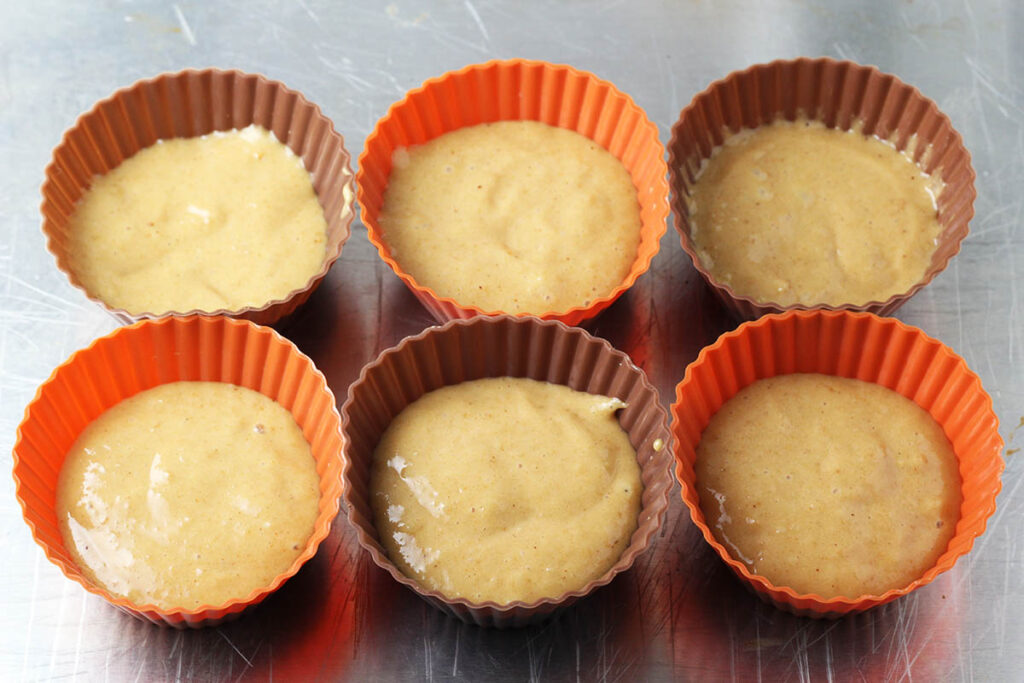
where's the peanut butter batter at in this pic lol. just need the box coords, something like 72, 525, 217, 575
379, 121, 642, 314
67, 125, 327, 314
370, 377, 642, 604
696, 374, 960, 598
689, 119, 943, 306
56, 382, 320, 609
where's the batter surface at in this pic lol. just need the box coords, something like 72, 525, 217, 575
379, 121, 642, 314
68, 125, 327, 314
370, 377, 642, 604
56, 382, 321, 609
689, 118, 943, 306
696, 374, 960, 598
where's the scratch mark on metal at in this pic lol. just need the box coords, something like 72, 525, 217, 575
175, 637, 183, 683
217, 630, 253, 668
20, 552, 41, 681
48, 580, 72, 681
832, 41, 854, 62
423, 626, 433, 682
296, 0, 320, 25
72, 595, 87, 681
2, 273, 88, 310
172, 4, 197, 46
965, 55, 1024, 119
463, 0, 491, 43
824, 627, 834, 683
451, 627, 459, 677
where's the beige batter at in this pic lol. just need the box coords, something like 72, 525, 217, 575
689, 119, 944, 306
696, 374, 960, 598
370, 377, 642, 604
67, 125, 327, 314
378, 121, 642, 314
56, 382, 321, 610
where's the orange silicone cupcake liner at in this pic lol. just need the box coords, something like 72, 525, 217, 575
357, 59, 669, 326
667, 58, 975, 319
12, 316, 344, 628
341, 315, 674, 628
671, 310, 1003, 617
41, 68, 356, 326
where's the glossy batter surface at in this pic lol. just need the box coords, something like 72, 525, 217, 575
56, 382, 321, 610
696, 374, 960, 598
689, 119, 943, 306
68, 125, 327, 314
379, 121, 641, 314
370, 377, 642, 604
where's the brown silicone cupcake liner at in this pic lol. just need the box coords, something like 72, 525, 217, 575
671, 310, 1003, 617
357, 59, 669, 325
341, 315, 673, 628
41, 68, 356, 326
13, 316, 344, 628
667, 57, 975, 320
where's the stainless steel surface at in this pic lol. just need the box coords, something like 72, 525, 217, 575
2, 0, 1021, 679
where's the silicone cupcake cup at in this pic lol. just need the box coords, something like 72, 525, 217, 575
341, 315, 674, 628
667, 58, 976, 319
357, 59, 669, 326
671, 310, 1003, 617
12, 316, 344, 628
41, 68, 356, 325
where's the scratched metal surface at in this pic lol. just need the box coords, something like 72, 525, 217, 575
1, 0, 1022, 680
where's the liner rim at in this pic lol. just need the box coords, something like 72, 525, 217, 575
666, 56, 977, 317
356, 58, 669, 324
670, 309, 1004, 614
40, 67, 356, 323
12, 315, 344, 624
340, 314, 673, 619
